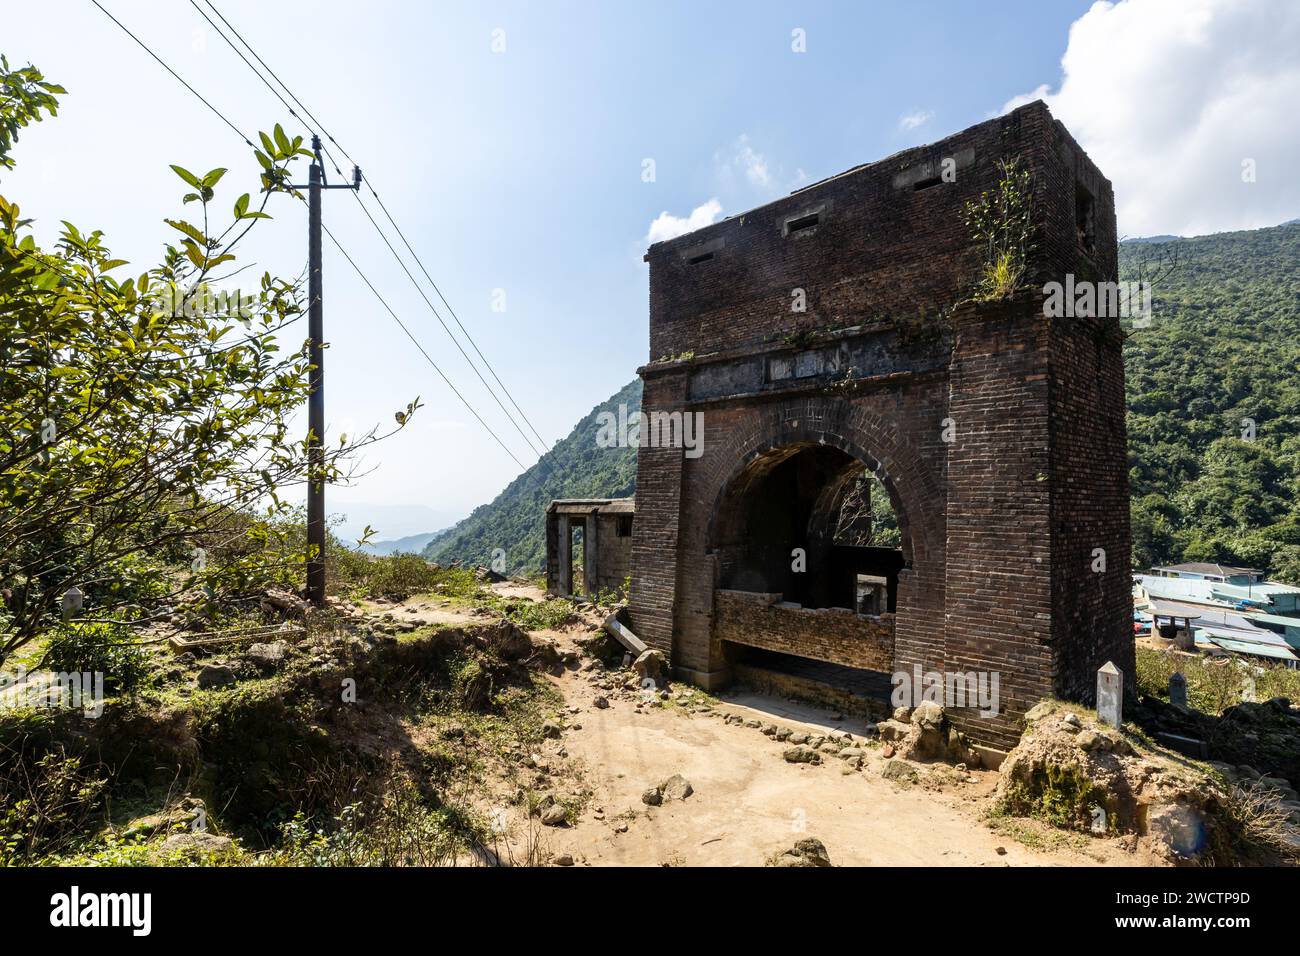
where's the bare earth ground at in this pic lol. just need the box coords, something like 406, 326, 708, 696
471, 584, 1164, 868
0, 580, 1167, 866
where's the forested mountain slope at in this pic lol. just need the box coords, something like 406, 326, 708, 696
423, 379, 640, 574
1123, 222, 1300, 580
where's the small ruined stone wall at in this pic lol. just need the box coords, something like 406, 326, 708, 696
713, 590, 894, 673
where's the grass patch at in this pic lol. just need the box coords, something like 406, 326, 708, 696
1135, 645, 1300, 714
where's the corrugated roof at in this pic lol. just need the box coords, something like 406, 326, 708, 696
1241, 612, 1300, 630
1199, 637, 1299, 661
1152, 562, 1262, 577
1215, 581, 1300, 599
1137, 576, 1223, 604
547, 498, 635, 515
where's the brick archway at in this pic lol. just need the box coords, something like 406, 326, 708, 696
686, 395, 947, 684
628, 103, 1135, 748
698, 397, 943, 570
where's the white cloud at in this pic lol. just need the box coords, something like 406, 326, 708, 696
734, 134, 771, 188
645, 198, 723, 244
898, 109, 933, 131
999, 0, 1300, 236
715, 134, 797, 193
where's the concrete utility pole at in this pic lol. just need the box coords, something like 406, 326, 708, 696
295, 135, 360, 605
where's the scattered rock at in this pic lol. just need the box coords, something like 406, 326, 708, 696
772, 837, 832, 867
553, 853, 575, 866
540, 804, 569, 827
541, 719, 563, 739
660, 774, 693, 801
641, 787, 663, 807
876, 720, 911, 743
881, 759, 919, 784
260, 589, 308, 618
160, 832, 235, 855
593, 696, 610, 709
783, 745, 820, 765
196, 664, 236, 690
912, 700, 945, 730
245, 641, 288, 672
633, 649, 666, 682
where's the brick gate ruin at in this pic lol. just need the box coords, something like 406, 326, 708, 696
625, 102, 1135, 747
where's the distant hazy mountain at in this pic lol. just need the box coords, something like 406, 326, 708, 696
330, 502, 464, 547
360, 530, 447, 556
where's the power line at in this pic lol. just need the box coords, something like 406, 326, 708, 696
322, 223, 529, 471
89, 0, 253, 147
343, 185, 547, 459
187, 1, 304, 133
366, 187, 553, 455
198, 0, 360, 169
187, 0, 546, 462
198, 0, 553, 457
87, 0, 533, 473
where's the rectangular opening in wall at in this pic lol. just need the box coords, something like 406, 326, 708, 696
616, 515, 633, 537
855, 574, 888, 617
912, 175, 943, 191
786, 212, 819, 234
570, 523, 584, 595
1075, 181, 1096, 254
687, 251, 714, 265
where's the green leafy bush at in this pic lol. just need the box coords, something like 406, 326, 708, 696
43, 621, 152, 694
0, 746, 105, 864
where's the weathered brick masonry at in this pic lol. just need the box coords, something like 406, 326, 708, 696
714, 590, 894, 673
628, 101, 1133, 748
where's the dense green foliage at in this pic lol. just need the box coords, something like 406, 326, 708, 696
0, 57, 412, 666
1123, 223, 1300, 580
424, 379, 640, 573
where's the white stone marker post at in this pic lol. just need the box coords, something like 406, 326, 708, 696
1097, 661, 1123, 729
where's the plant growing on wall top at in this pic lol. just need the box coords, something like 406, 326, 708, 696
963, 157, 1035, 301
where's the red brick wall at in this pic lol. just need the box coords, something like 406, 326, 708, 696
627, 368, 688, 657
943, 295, 1055, 746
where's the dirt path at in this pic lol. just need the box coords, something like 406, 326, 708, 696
535, 661, 1157, 867
364, 582, 1163, 867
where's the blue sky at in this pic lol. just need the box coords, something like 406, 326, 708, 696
4, 1, 1298, 539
